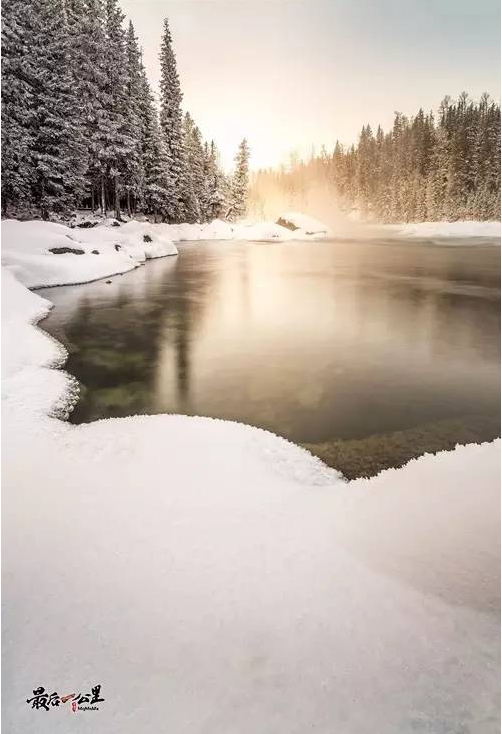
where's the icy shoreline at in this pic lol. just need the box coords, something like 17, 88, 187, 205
2, 219, 500, 733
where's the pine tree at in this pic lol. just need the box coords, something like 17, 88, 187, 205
103, 0, 135, 219
202, 141, 226, 221
159, 18, 185, 221
181, 112, 201, 223
123, 21, 145, 215
190, 124, 206, 217
67, 0, 113, 213
1, 0, 38, 215
229, 138, 250, 220
30, 0, 88, 217
138, 64, 171, 222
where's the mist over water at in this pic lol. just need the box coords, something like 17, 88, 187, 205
248, 177, 387, 239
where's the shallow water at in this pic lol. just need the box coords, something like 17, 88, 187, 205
41, 236, 501, 477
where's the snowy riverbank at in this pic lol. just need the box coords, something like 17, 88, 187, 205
2, 221, 500, 733
3, 216, 499, 289
2, 213, 329, 289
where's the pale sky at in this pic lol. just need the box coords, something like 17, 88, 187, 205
120, 0, 501, 170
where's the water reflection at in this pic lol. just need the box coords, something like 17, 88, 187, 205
42, 238, 501, 476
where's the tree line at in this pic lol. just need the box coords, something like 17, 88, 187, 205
252, 93, 500, 222
1, 0, 251, 222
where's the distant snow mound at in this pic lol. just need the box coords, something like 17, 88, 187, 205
388, 220, 501, 238
277, 212, 331, 236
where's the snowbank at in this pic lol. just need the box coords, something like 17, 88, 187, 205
1, 219, 179, 289
388, 220, 501, 238
2, 247, 500, 731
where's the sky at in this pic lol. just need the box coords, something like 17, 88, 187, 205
120, 0, 501, 170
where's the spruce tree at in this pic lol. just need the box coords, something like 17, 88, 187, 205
31, 0, 88, 217
190, 124, 206, 217
138, 64, 172, 222
159, 18, 185, 221
202, 141, 226, 221
68, 0, 113, 213
1, 0, 38, 215
124, 21, 145, 215
229, 138, 250, 220
181, 112, 201, 223
103, 0, 135, 219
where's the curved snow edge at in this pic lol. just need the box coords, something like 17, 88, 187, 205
2, 267, 343, 486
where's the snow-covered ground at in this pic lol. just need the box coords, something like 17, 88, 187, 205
1, 219, 178, 289
387, 220, 501, 238
2, 220, 500, 733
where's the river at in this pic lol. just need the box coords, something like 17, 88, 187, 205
41, 235, 501, 478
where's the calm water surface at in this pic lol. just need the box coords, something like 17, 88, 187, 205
41, 237, 501, 477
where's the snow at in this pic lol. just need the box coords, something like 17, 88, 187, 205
1, 219, 179, 288
388, 220, 501, 238
2, 223, 500, 733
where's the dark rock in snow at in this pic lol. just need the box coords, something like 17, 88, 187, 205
77, 221, 98, 229
276, 217, 299, 231
49, 246, 85, 255
91, 250, 99, 255
105, 280, 112, 284
114, 244, 121, 251
143, 234, 152, 243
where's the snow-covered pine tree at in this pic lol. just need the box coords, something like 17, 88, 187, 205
228, 138, 250, 220
200, 141, 211, 221
191, 125, 206, 217
201, 141, 226, 221
31, 0, 87, 217
355, 125, 376, 218
124, 21, 145, 216
181, 112, 201, 223
485, 99, 501, 219
138, 63, 172, 222
159, 18, 185, 221
1, 0, 38, 215
103, 0, 136, 219
67, 0, 114, 214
